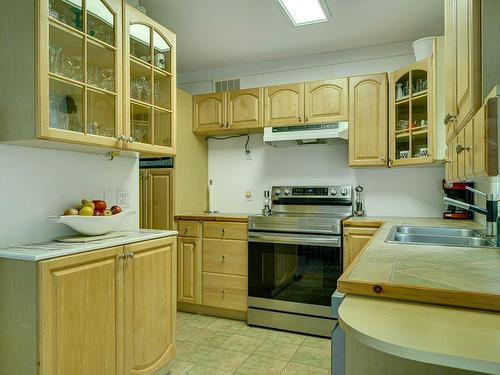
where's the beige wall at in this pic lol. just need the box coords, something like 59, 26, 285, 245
174, 89, 208, 214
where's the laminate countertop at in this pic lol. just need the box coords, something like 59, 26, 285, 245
338, 217, 500, 312
0, 229, 178, 261
174, 212, 250, 222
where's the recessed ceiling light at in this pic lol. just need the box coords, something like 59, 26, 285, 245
278, 0, 329, 26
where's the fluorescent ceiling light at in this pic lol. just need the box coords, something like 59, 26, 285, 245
279, 0, 328, 26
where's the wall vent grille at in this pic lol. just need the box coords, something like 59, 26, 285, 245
215, 79, 241, 92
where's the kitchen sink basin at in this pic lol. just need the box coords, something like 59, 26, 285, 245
395, 226, 482, 238
386, 226, 497, 248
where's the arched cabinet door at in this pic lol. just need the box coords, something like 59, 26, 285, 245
305, 79, 348, 124
348, 74, 388, 167
227, 88, 264, 130
193, 92, 226, 132
124, 5, 177, 156
264, 83, 305, 127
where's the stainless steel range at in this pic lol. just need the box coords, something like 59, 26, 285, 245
247, 185, 353, 337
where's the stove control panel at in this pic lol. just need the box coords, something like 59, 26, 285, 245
272, 185, 352, 200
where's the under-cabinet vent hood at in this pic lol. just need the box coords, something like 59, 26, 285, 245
264, 122, 348, 147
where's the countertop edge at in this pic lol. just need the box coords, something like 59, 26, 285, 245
0, 230, 178, 261
338, 295, 500, 374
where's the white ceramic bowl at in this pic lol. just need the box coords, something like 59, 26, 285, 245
412, 36, 435, 61
49, 211, 134, 236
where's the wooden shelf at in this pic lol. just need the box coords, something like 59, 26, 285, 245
395, 96, 410, 104
411, 89, 427, 99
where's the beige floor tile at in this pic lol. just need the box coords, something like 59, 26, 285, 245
281, 362, 330, 375
161, 359, 194, 375
184, 364, 233, 375
219, 334, 264, 354
187, 328, 232, 346
302, 336, 332, 351
186, 314, 219, 329
252, 339, 299, 361
267, 330, 306, 345
238, 325, 273, 339
176, 342, 215, 364
235, 354, 287, 375
290, 346, 331, 369
203, 348, 249, 372
207, 318, 247, 333
176, 324, 204, 341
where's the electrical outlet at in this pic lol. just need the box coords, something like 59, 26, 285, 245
245, 191, 253, 201
116, 189, 130, 207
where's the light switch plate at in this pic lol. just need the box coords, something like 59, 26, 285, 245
245, 191, 253, 201
116, 189, 130, 207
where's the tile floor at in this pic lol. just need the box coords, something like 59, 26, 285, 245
161, 311, 331, 375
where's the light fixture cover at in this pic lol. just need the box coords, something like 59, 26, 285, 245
278, 0, 328, 26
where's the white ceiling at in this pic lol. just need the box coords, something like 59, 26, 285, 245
140, 0, 444, 73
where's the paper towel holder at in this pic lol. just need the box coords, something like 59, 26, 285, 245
205, 179, 219, 213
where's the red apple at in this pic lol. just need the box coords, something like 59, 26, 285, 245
111, 205, 122, 215
92, 200, 107, 212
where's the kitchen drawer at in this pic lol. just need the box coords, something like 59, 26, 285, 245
178, 220, 201, 238
202, 272, 247, 311
203, 222, 248, 240
203, 239, 248, 276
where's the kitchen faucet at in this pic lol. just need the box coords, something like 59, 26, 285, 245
443, 186, 498, 240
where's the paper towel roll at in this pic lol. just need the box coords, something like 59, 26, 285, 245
208, 179, 215, 213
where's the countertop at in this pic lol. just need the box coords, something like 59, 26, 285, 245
0, 229, 178, 261
174, 212, 250, 222
338, 217, 500, 312
339, 295, 500, 374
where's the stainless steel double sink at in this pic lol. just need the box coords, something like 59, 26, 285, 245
385, 226, 497, 248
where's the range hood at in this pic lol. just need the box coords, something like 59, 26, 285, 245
264, 122, 348, 147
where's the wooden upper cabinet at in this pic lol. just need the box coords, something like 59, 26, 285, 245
348, 74, 388, 167
193, 92, 226, 132
304, 79, 348, 124
264, 83, 305, 127
124, 5, 177, 156
445, 0, 481, 131
39, 246, 124, 375
124, 237, 176, 374
227, 88, 264, 130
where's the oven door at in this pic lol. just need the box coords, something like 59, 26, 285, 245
248, 231, 342, 317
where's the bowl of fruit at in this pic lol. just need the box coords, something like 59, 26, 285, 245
49, 199, 134, 236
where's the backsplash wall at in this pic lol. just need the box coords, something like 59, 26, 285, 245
208, 135, 445, 217
0, 144, 139, 247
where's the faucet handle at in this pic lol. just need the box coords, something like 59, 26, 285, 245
466, 186, 487, 197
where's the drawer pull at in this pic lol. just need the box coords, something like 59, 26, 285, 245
373, 285, 383, 293
221, 255, 226, 262
184, 227, 189, 234
221, 290, 225, 298
221, 229, 225, 235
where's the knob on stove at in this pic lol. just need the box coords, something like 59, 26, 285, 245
340, 188, 348, 196
275, 188, 282, 196
330, 188, 338, 196
284, 189, 291, 196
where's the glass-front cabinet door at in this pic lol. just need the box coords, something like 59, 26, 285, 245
124, 5, 176, 156
40, 0, 123, 147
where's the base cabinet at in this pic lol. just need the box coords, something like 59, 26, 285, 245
176, 219, 248, 316
343, 224, 380, 271
1, 237, 177, 375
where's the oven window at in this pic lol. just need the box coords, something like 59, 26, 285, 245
248, 242, 341, 306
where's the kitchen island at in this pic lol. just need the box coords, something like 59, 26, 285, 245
337, 217, 500, 375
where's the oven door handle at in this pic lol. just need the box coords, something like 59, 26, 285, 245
248, 232, 341, 247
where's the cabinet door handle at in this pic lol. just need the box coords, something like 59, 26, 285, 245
221, 255, 226, 262
297, 116, 302, 122
456, 144, 471, 153
128, 136, 134, 143
184, 227, 189, 234
305, 115, 310, 122
128, 252, 135, 258
220, 122, 225, 128
444, 113, 457, 124
117, 134, 127, 141
226, 122, 230, 129
118, 254, 127, 260
221, 228, 225, 235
